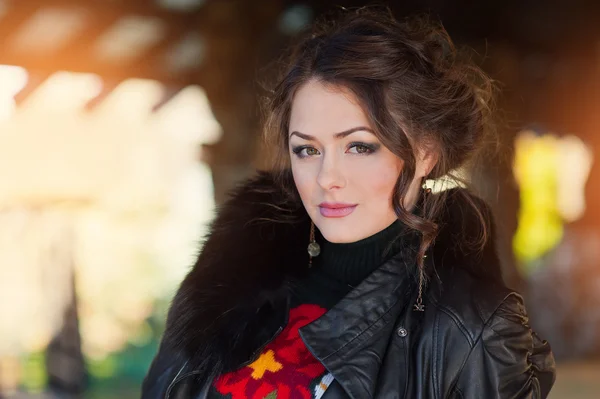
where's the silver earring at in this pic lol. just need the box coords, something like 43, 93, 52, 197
307, 220, 320, 268
413, 254, 426, 311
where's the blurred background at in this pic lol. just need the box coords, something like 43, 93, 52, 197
0, 0, 597, 398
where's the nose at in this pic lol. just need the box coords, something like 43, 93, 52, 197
317, 152, 345, 191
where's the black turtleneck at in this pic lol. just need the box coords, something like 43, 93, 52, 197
289, 219, 406, 310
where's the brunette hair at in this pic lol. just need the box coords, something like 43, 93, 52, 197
261, 7, 496, 275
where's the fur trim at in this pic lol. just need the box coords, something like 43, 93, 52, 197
161, 170, 502, 378
161, 171, 310, 377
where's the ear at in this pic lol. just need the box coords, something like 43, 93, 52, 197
415, 144, 439, 178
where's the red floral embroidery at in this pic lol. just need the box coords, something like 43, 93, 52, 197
214, 304, 327, 399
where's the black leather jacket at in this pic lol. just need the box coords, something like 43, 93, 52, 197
142, 172, 556, 398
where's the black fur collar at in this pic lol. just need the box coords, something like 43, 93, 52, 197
160, 170, 502, 379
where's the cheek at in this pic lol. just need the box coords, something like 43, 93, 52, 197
371, 171, 398, 202
291, 160, 315, 202
352, 156, 402, 201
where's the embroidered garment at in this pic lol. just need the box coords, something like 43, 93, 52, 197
212, 304, 333, 399
208, 220, 406, 398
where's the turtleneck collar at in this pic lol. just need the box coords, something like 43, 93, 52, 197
311, 219, 407, 288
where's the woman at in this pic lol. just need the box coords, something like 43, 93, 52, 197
142, 8, 556, 399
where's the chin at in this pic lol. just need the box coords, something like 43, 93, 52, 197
316, 221, 365, 244
321, 232, 358, 244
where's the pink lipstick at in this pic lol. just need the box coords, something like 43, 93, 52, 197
318, 202, 358, 218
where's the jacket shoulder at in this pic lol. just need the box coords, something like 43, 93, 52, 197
431, 266, 515, 345
448, 273, 556, 398
419, 266, 556, 398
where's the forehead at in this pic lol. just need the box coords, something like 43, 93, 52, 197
289, 80, 371, 133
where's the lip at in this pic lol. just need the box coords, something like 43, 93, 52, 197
318, 202, 358, 218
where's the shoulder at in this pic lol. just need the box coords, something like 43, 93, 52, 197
429, 266, 515, 346
426, 269, 556, 398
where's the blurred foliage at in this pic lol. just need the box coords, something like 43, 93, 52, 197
18, 298, 170, 397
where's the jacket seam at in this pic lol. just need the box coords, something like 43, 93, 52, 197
453, 385, 464, 399
474, 291, 514, 324
446, 329, 485, 397
447, 295, 513, 397
435, 305, 475, 347
433, 312, 440, 398
165, 361, 189, 398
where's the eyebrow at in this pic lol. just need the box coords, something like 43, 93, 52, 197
289, 126, 374, 141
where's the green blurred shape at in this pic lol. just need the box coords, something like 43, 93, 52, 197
88, 355, 118, 380
21, 351, 47, 393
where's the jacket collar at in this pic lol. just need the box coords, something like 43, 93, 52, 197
160, 170, 502, 382
299, 251, 417, 398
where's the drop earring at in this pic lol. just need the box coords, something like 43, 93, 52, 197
413, 253, 427, 311
414, 177, 430, 311
307, 220, 320, 268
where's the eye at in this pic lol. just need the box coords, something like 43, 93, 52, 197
351, 144, 370, 154
347, 142, 378, 154
292, 145, 321, 158
305, 147, 320, 156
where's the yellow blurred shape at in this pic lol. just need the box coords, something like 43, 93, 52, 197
513, 131, 593, 271
556, 135, 593, 221
513, 132, 563, 269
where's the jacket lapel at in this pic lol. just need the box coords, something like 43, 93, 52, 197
298, 244, 418, 399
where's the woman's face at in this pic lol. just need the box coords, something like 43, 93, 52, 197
289, 79, 426, 243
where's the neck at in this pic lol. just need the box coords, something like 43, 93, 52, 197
312, 220, 407, 287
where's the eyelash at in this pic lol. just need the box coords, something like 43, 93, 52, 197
291, 142, 379, 158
